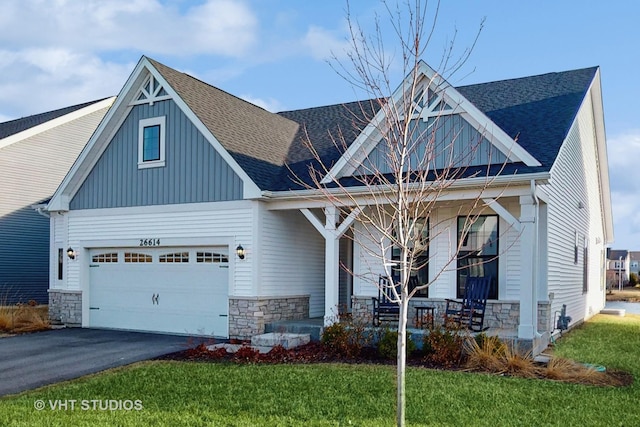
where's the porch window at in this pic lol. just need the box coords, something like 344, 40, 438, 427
457, 215, 498, 299
392, 218, 429, 297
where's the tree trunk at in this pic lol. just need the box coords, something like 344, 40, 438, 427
396, 289, 409, 427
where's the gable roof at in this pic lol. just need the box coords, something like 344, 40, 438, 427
457, 66, 598, 170
47, 57, 601, 210
608, 249, 629, 260
147, 58, 300, 190
0, 100, 107, 140
275, 66, 597, 190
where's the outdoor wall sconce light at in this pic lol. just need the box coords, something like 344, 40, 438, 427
236, 244, 245, 260
67, 247, 76, 260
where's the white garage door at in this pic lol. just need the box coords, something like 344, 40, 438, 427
88, 247, 229, 337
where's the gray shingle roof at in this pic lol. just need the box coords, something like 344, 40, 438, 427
148, 57, 597, 192
0, 99, 109, 140
148, 58, 300, 190
608, 249, 629, 260
457, 67, 598, 169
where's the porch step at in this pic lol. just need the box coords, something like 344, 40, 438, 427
251, 332, 310, 349
264, 318, 324, 341
600, 308, 626, 316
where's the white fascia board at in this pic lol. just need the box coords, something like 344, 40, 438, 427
48, 57, 152, 211
143, 62, 262, 199
320, 63, 428, 185
320, 61, 541, 186
262, 171, 550, 210
590, 69, 614, 244
48, 56, 262, 212
0, 97, 115, 151
549, 67, 613, 244
441, 89, 541, 167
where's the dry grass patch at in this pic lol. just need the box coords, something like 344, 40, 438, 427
0, 303, 49, 333
464, 333, 628, 386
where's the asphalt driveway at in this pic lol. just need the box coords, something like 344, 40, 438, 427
0, 328, 198, 396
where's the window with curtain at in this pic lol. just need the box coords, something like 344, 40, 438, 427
457, 215, 498, 299
391, 218, 429, 297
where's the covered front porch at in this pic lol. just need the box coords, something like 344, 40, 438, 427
266, 180, 552, 355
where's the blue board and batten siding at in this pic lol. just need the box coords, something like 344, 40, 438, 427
70, 100, 243, 210
357, 114, 509, 175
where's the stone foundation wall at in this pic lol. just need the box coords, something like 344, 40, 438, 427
352, 296, 551, 333
229, 295, 309, 339
49, 290, 82, 325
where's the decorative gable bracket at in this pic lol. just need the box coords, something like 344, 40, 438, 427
131, 74, 171, 106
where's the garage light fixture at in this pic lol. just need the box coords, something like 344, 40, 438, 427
236, 244, 245, 260
67, 247, 76, 260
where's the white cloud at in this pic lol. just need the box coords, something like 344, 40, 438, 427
0, 0, 259, 119
239, 95, 283, 112
0, 49, 132, 117
606, 130, 640, 249
0, 0, 258, 57
302, 25, 351, 61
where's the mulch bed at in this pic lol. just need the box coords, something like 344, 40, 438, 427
157, 342, 633, 387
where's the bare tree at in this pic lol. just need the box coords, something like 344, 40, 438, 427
292, 1, 497, 426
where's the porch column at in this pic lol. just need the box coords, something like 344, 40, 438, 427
518, 196, 538, 339
300, 207, 361, 327
324, 206, 340, 325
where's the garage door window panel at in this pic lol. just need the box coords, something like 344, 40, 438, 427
159, 252, 189, 263
92, 253, 118, 263
197, 252, 229, 263
124, 252, 153, 263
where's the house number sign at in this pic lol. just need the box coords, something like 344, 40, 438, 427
139, 238, 161, 247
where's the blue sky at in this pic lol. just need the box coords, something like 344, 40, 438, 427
1, 0, 638, 249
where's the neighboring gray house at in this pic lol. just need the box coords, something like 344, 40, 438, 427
606, 249, 630, 287
0, 98, 114, 303
45, 57, 612, 355
629, 251, 640, 276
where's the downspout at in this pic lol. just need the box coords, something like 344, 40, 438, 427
530, 179, 542, 341
35, 206, 50, 219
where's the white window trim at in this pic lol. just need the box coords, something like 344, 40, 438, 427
138, 116, 166, 169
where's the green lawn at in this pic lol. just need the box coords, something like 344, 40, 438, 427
1, 314, 639, 426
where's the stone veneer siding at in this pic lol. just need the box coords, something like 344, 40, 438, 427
49, 290, 82, 325
352, 296, 552, 333
229, 296, 309, 340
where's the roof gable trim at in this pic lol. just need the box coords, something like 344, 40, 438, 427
321, 61, 541, 184
48, 57, 261, 211
0, 97, 115, 151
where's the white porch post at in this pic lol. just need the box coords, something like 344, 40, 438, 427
324, 206, 340, 325
300, 207, 361, 327
518, 195, 538, 339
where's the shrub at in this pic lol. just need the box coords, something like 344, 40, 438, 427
377, 329, 416, 360
423, 325, 466, 367
629, 272, 638, 286
232, 345, 260, 363
321, 319, 373, 358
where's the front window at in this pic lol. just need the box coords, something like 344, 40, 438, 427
138, 116, 166, 168
391, 218, 429, 297
142, 125, 160, 161
457, 215, 498, 299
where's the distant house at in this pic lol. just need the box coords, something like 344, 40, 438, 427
629, 252, 640, 276
45, 57, 612, 355
606, 249, 631, 287
0, 98, 114, 304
